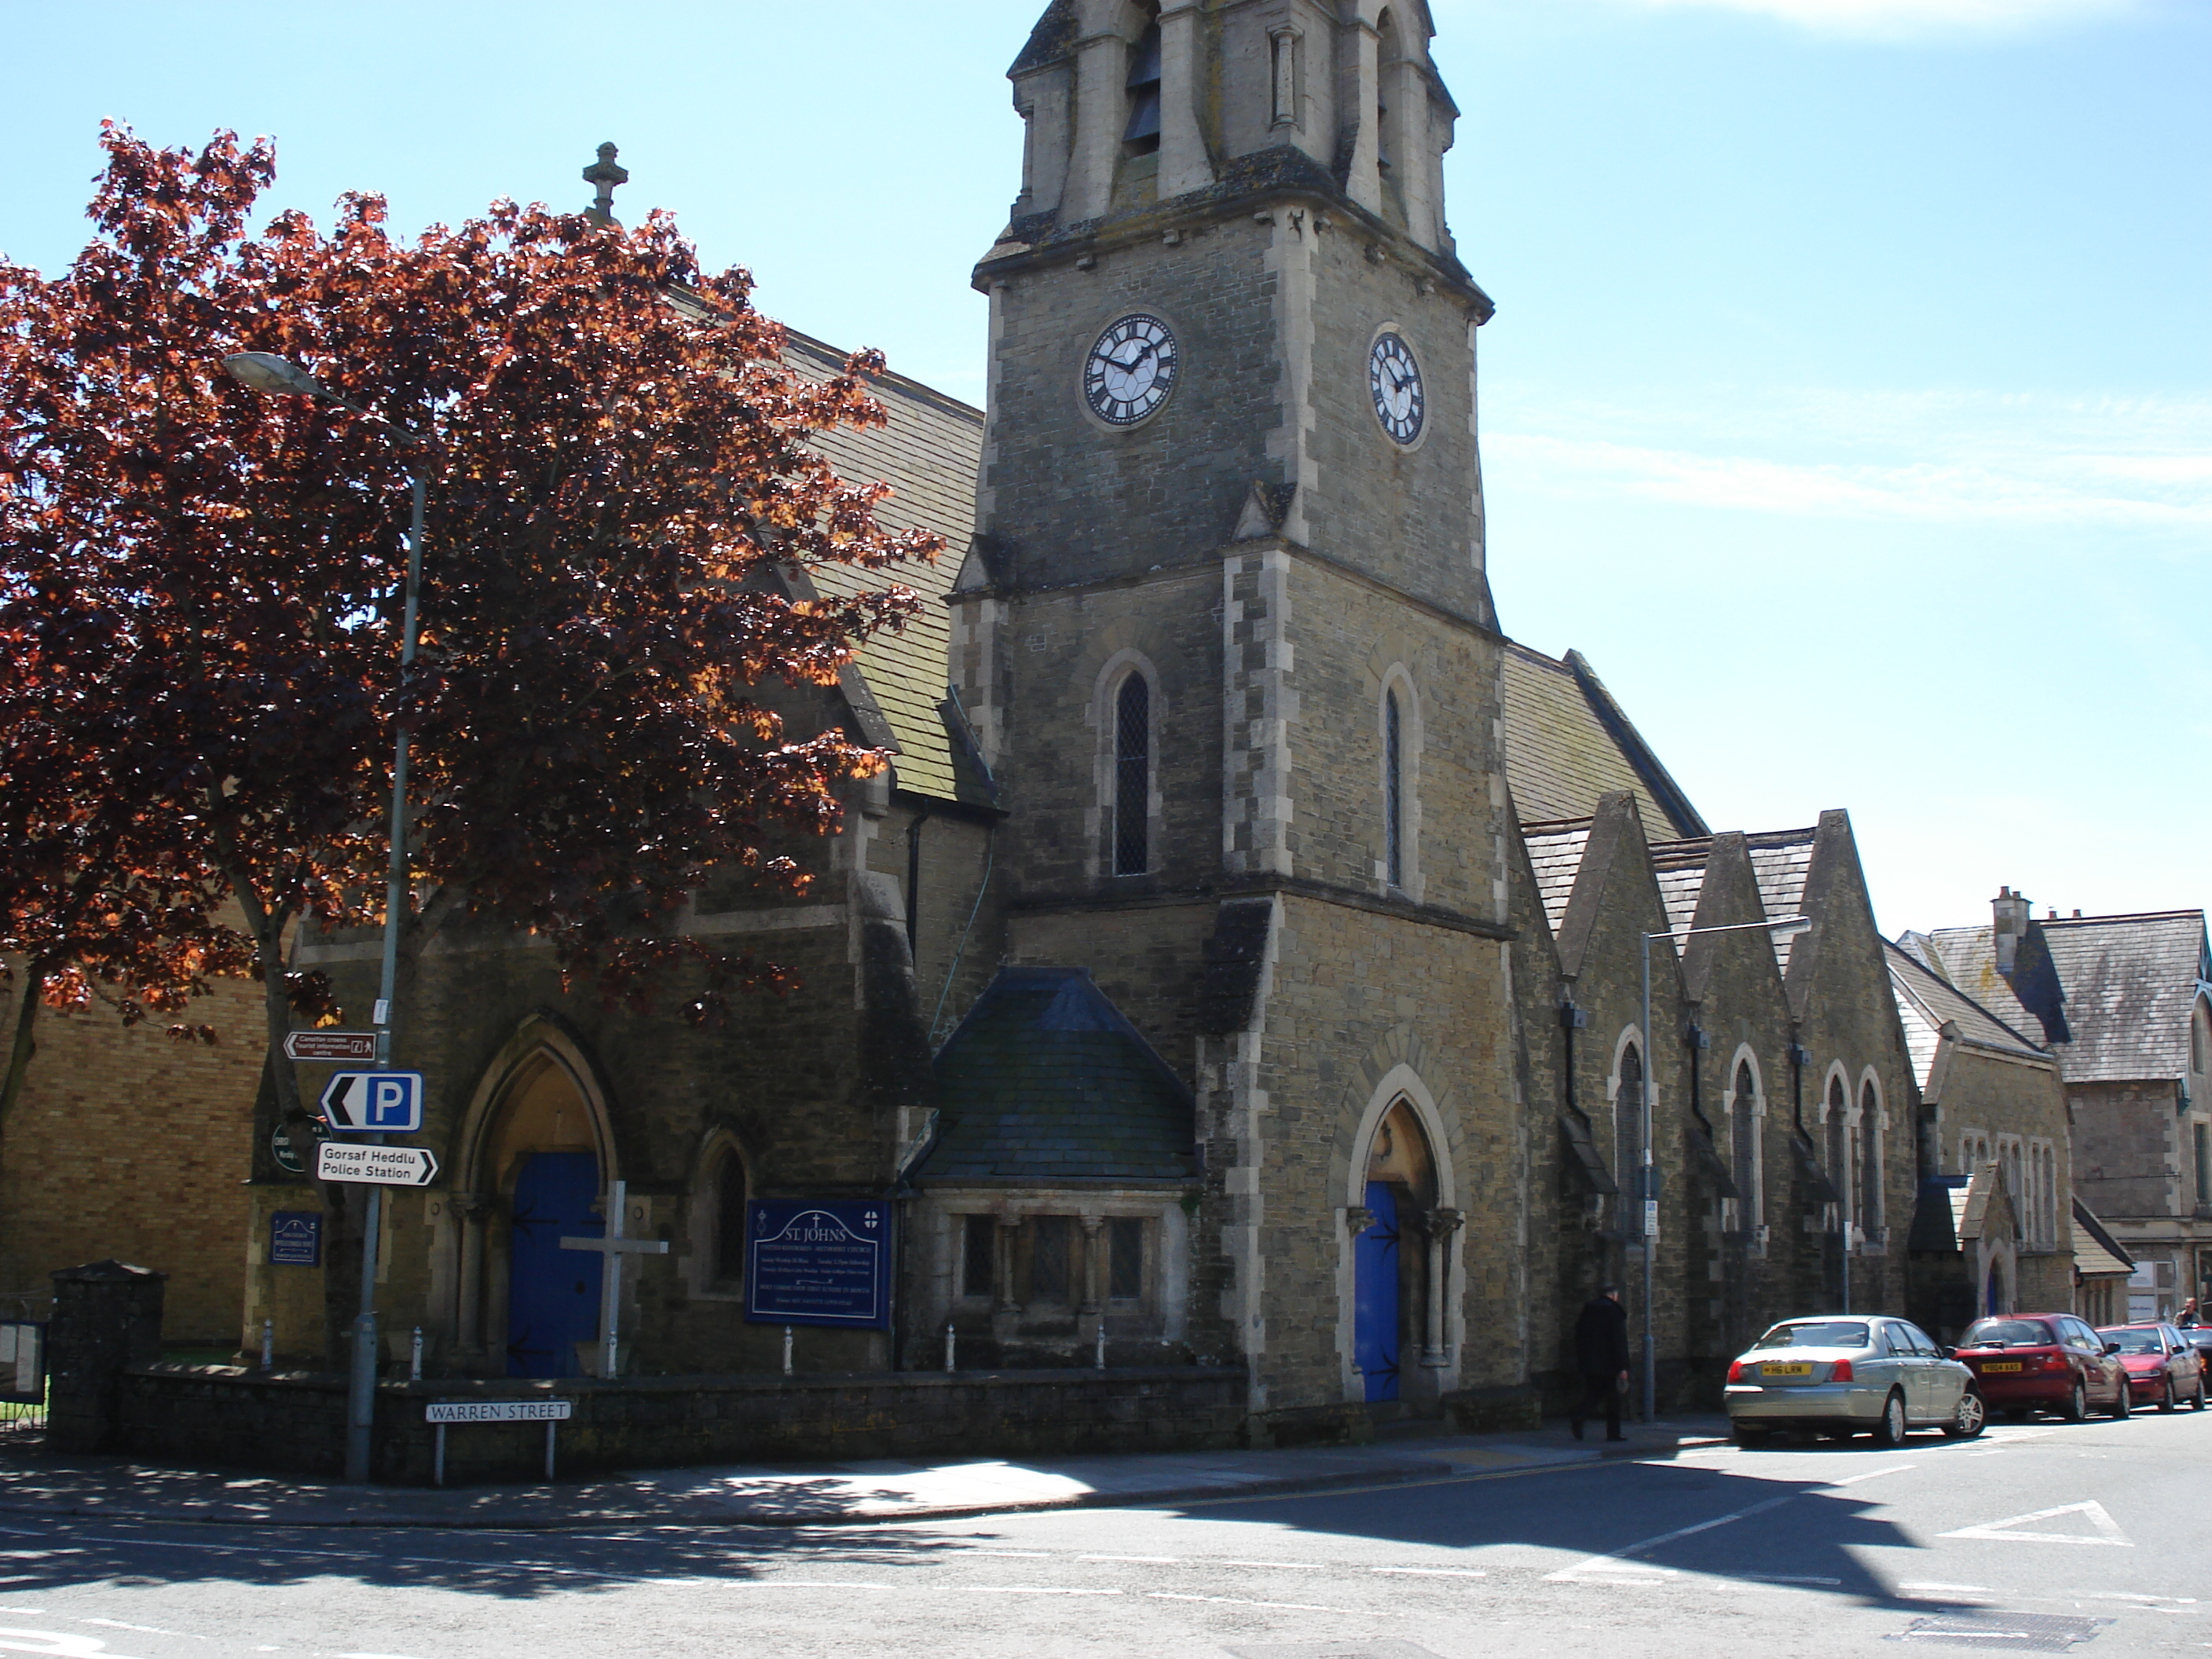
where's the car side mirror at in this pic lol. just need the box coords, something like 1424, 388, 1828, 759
1939, 1346, 1956, 1359
2104, 1342, 2122, 1356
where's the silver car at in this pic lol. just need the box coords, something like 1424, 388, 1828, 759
1725, 1315, 1985, 1447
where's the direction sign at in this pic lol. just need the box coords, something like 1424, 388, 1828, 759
284, 1030, 378, 1063
315, 1140, 438, 1187
425, 1399, 571, 1423
319, 1071, 426, 1134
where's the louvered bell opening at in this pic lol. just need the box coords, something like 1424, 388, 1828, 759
1114, 674, 1149, 876
1124, 23, 1163, 152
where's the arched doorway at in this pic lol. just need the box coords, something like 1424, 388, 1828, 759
1353, 1099, 1437, 1404
456, 1045, 613, 1378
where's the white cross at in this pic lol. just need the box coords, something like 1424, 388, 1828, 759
561, 1179, 668, 1379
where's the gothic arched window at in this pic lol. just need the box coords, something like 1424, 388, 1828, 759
1858, 1079, 1882, 1240
1124, 16, 1163, 156
1730, 1061, 1760, 1232
713, 1148, 747, 1283
1826, 1076, 1851, 1228
1383, 686, 1405, 889
1616, 1043, 1645, 1236
1113, 671, 1151, 877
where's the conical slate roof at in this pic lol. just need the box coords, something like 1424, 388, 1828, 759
917, 967, 1199, 1185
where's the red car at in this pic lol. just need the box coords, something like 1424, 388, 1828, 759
2096, 1323, 2209, 1412
1953, 1313, 2131, 1421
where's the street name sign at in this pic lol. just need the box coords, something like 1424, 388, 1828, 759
425, 1400, 571, 1423
315, 1141, 438, 1187
744, 1199, 890, 1329
318, 1071, 425, 1133
284, 1030, 378, 1062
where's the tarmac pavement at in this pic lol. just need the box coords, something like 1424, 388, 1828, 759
0, 1415, 1729, 1528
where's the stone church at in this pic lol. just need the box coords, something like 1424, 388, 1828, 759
189, 0, 2027, 1442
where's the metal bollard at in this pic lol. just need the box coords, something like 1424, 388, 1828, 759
261, 1318, 274, 1372
1096, 1321, 1107, 1371
782, 1324, 794, 1376
410, 1326, 423, 1382
944, 1321, 956, 1373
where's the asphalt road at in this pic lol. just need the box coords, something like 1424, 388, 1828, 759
1, 1409, 2207, 1659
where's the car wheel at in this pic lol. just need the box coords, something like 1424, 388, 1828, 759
2060, 1379, 2088, 1423
2108, 1382, 2131, 1420
1942, 1389, 1987, 1440
2161, 1379, 2178, 1413
1871, 1390, 1909, 1448
2193, 1382, 2207, 1412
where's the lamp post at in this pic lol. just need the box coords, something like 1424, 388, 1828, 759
222, 353, 426, 1484
1638, 913, 1811, 1426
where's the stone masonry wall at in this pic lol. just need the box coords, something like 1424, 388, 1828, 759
0, 965, 266, 1342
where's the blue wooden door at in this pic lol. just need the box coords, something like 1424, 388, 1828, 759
1353, 1181, 1401, 1402
507, 1152, 601, 1378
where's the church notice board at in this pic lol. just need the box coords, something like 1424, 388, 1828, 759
744, 1199, 890, 1329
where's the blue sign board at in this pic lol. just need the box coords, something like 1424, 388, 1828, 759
744, 1200, 890, 1329
269, 1210, 321, 1267
318, 1071, 426, 1134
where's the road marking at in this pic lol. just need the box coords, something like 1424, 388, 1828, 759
964, 1551, 1053, 1558
0, 1633, 152, 1659
79, 1626, 194, 1642
1079, 1555, 1178, 1564
1740, 1573, 1844, 1584
1828, 1462, 1920, 1485
1546, 1489, 1800, 1580
1215, 1560, 1328, 1571
1940, 1500, 2133, 1547
1368, 1567, 1488, 1579
1146, 1592, 1375, 1616
962, 1587, 1123, 1596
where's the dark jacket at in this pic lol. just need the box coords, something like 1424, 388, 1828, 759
1575, 1293, 1631, 1377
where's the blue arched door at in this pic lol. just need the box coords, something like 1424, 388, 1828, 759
1353, 1181, 1401, 1402
507, 1152, 602, 1378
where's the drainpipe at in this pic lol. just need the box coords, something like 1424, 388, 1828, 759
906, 806, 931, 956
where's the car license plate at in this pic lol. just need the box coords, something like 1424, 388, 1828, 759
1761, 1362, 1813, 1378
1980, 1361, 2022, 1372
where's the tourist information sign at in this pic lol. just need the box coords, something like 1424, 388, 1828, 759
744, 1199, 890, 1329
318, 1071, 426, 1133
315, 1141, 438, 1187
284, 1030, 378, 1062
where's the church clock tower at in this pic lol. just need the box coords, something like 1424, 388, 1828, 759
947, 0, 1523, 1420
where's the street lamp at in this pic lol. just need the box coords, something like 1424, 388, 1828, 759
1637, 913, 1811, 1427
222, 351, 427, 1485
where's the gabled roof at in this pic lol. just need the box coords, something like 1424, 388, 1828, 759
1499, 644, 1706, 837
917, 967, 1199, 1186
1926, 910, 2209, 1084
1744, 828, 1818, 976
1522, 817, 1594, 940
1884, 939, 2051, 1093
781, 331, 990, 808
2072, 1196, 2135, 1279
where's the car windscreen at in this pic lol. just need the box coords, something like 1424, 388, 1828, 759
1960, 1318, 2055, 1347
2099, 1328, 2165, 1355
1752, 1321, 1869, 1350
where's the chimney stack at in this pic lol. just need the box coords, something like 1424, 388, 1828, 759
1992, 885, 2031, 976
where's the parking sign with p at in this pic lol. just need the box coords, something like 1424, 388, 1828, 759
318, 1071, 427, 1135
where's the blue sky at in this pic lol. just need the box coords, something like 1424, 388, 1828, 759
5, 0, 2205, 935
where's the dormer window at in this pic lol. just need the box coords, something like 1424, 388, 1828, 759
1124, 21, 1163, 156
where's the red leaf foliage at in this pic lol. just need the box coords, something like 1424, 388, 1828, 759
0, 126, 939, 1108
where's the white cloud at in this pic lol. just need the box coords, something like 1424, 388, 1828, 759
1485, 387, 2212, 527
1617, 0, 2136, 37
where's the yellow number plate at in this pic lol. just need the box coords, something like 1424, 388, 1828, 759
1761, 1362, 1814, 1378
1979, 1361, 2022, 1372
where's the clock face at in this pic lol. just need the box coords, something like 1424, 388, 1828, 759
1085, 313, 1178, 426
1369, 332, 1425, 445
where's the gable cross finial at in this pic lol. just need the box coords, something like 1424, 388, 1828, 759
583, 141, 629, 225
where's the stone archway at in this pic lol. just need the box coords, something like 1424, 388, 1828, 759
448, 1025, 617, 1375
1339, 1058, 1462, 1408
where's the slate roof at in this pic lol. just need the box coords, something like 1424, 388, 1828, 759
1884, 939, 2050, 1093
1744, 829, 1818, 975
779, 331, 989, 808
2072, 1197, 2135, 1280
1649, 841, 1712, 951
916, 967, 1200, 1185
1500, 644, 1706, 837
1925, 910, 2210, 1085
1522, 818, 1594, 939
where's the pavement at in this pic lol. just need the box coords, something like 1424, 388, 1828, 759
0, 1413, 1729, 1529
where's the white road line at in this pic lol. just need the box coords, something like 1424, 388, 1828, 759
1739, 1573, 1844, 1585
1146, 1592, 1375, 1616
1827, 1463, 1920, 1486
1368, 1567, 1488, 1579
1546, 1489, 1801, 1580
1940, 1500, 2133, 1547
962, 1551, 1053, 1558
1214, 1560, 1328, 1571
962, 1588, 1122, 1596
1078, 1555, 1178, 1564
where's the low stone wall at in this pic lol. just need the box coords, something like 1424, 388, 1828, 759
115, 1364, 1250, 1485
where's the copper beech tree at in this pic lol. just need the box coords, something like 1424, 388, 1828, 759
0, 127, 939, 1149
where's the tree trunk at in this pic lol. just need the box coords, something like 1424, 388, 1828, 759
0, 964, 45, 1129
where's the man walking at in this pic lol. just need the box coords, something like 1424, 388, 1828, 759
1570, 1282, 1632, 1442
